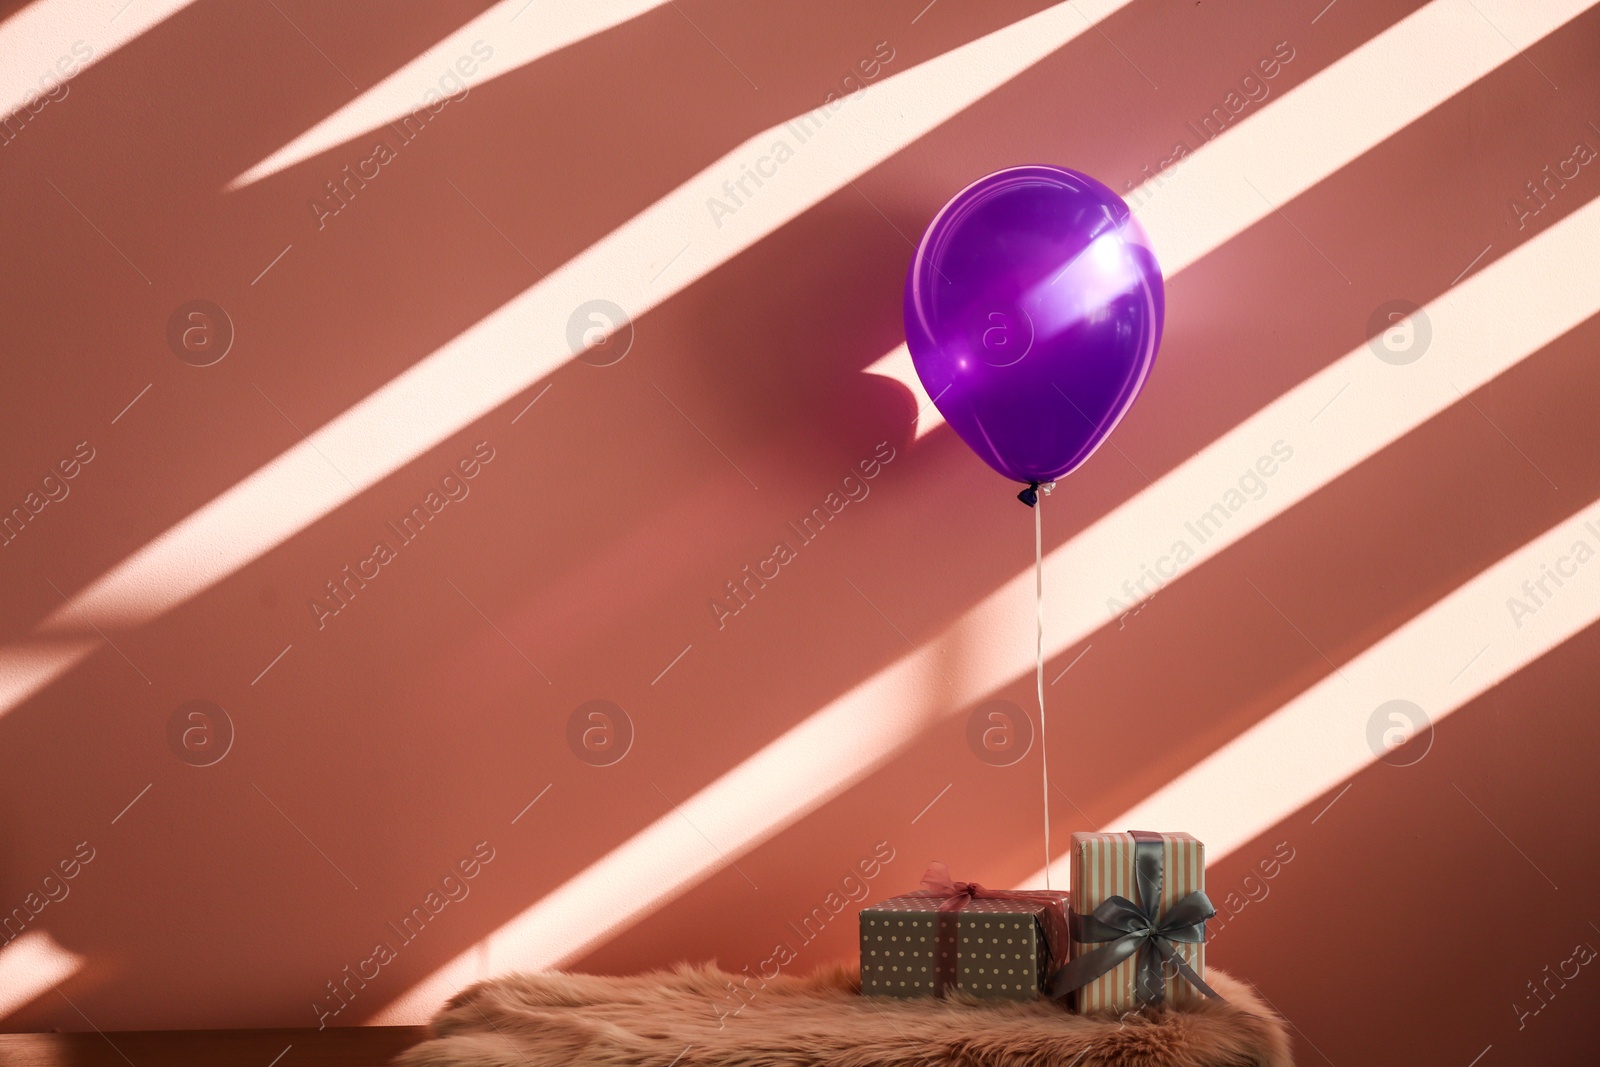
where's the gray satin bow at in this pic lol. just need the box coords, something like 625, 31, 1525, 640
1049, 831, 1222, 1005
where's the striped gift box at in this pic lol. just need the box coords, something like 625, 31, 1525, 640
1068, 831, 1207, 1013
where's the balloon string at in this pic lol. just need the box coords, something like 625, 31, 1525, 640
1036, 485, 1051, 890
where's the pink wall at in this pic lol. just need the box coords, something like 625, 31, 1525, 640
3, 0, 1599, 1061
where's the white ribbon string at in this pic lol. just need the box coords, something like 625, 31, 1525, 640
1036, 483, 1053, 889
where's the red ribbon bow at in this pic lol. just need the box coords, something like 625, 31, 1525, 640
918, 862, 1070, 996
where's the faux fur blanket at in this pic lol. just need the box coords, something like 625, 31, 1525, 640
394, 964, 1292, 1067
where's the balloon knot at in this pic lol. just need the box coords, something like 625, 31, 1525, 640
1018, 482, 1040, 507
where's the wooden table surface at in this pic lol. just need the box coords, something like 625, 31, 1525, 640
0, 1026, 428, 1067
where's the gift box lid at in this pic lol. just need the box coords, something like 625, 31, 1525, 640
864, 889, 1070, 916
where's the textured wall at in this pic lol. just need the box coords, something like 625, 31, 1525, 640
2, 0, 1599, 1062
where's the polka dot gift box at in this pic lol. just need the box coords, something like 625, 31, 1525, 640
858, 862, 1070, 1001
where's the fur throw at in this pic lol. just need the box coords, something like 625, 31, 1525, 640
394, 963, 1292, 1067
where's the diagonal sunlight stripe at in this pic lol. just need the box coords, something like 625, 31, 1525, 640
1019, 494, 1600, 887
229, 0, 674, 189
867, 0, 1592, 438
0, 0, 200, 121
3, 0, 1143, 705
374, 183, 1600, 1024
0, 639, 102, 719
0, 931, 84, 1018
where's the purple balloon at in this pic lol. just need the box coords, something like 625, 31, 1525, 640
904, 166, 1164, 492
